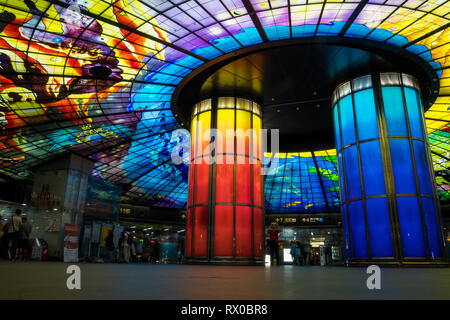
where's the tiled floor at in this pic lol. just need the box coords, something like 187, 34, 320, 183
1, 261, 449, 299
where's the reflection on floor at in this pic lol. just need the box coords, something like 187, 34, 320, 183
0, 261, 449, 300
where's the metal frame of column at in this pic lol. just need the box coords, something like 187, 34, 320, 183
186, 97, 265, 265
334, 72, 448, 266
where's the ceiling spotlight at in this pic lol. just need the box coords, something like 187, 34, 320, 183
313, 91, 317, 95
296, 107, 300, 110
316, 104, 320, 108
276, 109, 280, 113
210, 27, 222, 35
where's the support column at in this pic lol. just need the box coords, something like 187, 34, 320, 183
186, 97, 264, 264
332, 72, 447, 265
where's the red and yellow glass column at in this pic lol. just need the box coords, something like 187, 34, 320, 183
186, 97, 264, 264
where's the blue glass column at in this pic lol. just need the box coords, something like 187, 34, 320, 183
332, 73, 446, 265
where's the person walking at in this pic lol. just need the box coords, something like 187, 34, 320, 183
267, 222, 281, 266
303, 243, 311, 265
295, 241, 302, 266
0, 215, 6, 260
104, 230, 115, 263
123, 230, 132, 263
18, 217, 32, 261
290, 241, 297, 265
7, 209, 22, 261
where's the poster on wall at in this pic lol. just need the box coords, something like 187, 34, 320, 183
63, 224, 79, 263
45, 218, 61, 232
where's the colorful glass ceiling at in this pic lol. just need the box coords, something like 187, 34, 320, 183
0, 0, 448, 212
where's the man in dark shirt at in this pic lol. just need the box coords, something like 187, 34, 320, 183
267, 222, 281, 266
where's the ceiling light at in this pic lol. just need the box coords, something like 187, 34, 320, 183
210, 27, 222, 35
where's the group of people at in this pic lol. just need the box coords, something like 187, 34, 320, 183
267, 221, 318, 266
289, 241, 312, 265
0, 209, 32, 261
102, 229, 162, 263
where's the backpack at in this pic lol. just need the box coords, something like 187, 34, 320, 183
127, 233, 133, 245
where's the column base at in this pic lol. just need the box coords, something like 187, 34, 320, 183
185, 257, 264, 266
346, 258, 450, 268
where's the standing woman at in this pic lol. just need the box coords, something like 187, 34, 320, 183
267, 222, 281, 266
295, 241, 302, 266
104, 230, 115, 263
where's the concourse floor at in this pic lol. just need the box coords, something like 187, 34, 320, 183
0, 261, 449, 300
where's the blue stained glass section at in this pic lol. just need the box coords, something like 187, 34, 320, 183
404, 87, 424, 139
397, 197, 426, 258
413, 140, 433, 196
340, 95, 356, 147
389, 139, 416, 194
366, 198, 393, 257
338, 152, 346, 202
343, 145, 361, 200
333, 105, 341, 150
342, 204, 351, 258
360, 141, 386, 196
348, 200, 368, 258
421, 197, 442, 258
354, 89, 379, 141
382, 87, 408, 137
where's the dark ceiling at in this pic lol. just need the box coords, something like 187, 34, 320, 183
174, 40, 437, 152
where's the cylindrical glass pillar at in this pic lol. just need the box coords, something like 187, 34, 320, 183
332, 72, 446, 264
186, 97, 264, 264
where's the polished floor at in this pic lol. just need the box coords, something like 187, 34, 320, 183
0, 261, 449, 300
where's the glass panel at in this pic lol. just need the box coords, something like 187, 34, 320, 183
389, 139, 417, 194
342, 204, 351, 258
195, 162, 210, 204
380, 72, 401, 86
186, 208, 193, 257
421, 198, 442, 258
236, 98, 252, 111
348, 200, 368, 258
366, 198, 393, 257
236, 155, 251, 205
360, 140, 386, 197
193, 206, 208, 257
404, 87, 424, 139
402, 74, 419, 90
333, 105, 341, 151
338, 152, 346, 202
352, 75, 372, 91
235, 206, 252, 257
338, 81, 352, 100
339, 95, 356, 147
217, 109, 235, 155
343, 145, 361, 200
214, 205, 234, 257
354, 88, 379, 141
218, 97, 235, 109
382, 86, 408, 137
413, 140, 433, 196
216, 163, 234, 203
397, 197, 426, 258
253, 208, 263, 257
236, 110, 251, 155
198, 111, 212, 156
253, 161, 263, 206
